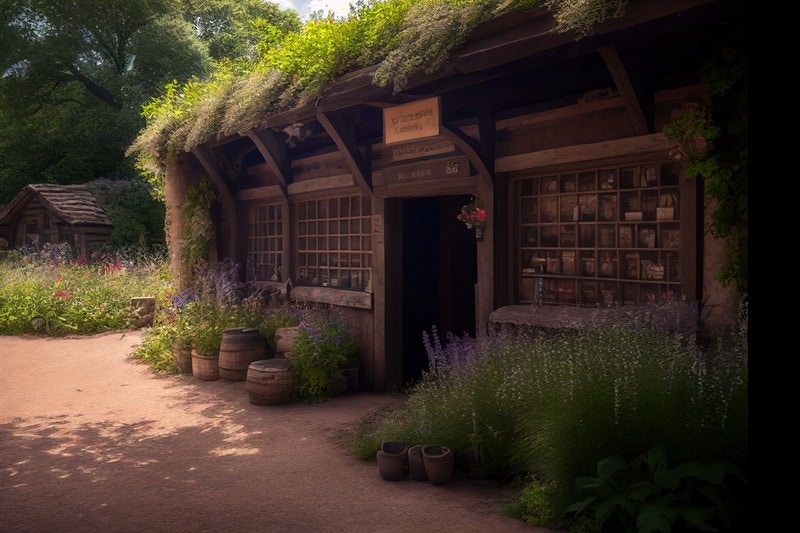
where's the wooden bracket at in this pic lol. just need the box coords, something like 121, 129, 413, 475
599, 46, 652, 135
316, 109, 372, 195
246, 129, 289, 190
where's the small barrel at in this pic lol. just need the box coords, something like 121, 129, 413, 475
245, 358, 293, 405
274, 326, 301, 356
219, 328, 266, 381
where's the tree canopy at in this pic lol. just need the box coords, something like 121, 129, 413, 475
0, 0, 299, 207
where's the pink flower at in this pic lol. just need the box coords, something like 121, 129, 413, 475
54, 290, 71, 300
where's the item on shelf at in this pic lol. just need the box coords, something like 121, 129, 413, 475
625, 211, 643, 221
639, 228, 656, 248
546, 257, 561, 274
657, 207, 674, 220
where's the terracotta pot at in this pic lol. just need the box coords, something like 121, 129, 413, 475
376, 441, 408, 481
422, 445, 454, 485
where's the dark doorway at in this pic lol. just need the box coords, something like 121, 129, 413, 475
400, 195, 476, 385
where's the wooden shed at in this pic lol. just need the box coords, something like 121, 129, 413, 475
161, 0, 746, 391
0, 184, 113, 257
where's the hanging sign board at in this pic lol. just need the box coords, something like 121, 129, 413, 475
383, 97, 441, 145
378, 155, 470, 186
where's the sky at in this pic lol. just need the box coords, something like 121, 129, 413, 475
276, 0, 356, 21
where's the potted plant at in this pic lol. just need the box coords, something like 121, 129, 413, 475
191, 321, 223, 380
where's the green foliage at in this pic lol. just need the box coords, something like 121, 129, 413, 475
348, 306, 748, 530
129, 0, 631, 181
565, 445, 746, 532
500, 478, 560, 529
290, 307, 360, 401
0, 244, 170, 336
543, 0, 628, 35
86, 179, 166, 248
181, 177, 216, 275
662, 35, 747, 295
0, 0, 210, 205
372, 0, 500, 94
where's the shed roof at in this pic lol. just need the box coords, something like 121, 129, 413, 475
0, 184, 112, 226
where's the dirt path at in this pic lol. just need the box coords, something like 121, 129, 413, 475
0, 331, 548, 532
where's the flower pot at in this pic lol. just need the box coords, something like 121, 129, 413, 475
422, 445, 454, 485
376, 441, 408, 481
407, 445, 427, 481
191, 349, 220, 381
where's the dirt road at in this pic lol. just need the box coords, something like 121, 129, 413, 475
0, 331, 547, 532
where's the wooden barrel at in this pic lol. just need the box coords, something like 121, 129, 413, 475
219, 328, 266, 381
275, 326, 301, 356
191, 350, 219, 381
245, 358, 293, 405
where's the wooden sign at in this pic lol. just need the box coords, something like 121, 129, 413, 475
382, 139, 455, 164
379, 155, 469, 186
383, 97, 440, 145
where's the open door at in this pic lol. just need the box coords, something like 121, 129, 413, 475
398, 195, 476, 386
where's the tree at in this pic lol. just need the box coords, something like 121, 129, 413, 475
180, 0, 301, 62
0, 0, 211, 205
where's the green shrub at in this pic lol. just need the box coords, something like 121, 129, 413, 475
0, 244, 170, 336
289, 306, 360, 401
348, 305, 748, 530
565, 445, 746, 532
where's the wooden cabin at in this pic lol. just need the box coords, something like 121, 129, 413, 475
163, 0, 747, 391
0, 184, 113, 258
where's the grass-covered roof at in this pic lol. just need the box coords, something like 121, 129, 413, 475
127, 0, 630, 185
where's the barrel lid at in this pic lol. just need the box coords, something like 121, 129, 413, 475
249, 358, 291, 371
223, 327, 246, 334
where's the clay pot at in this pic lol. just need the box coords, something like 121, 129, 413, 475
376, 441, 408, 481
422, 445, 454, 485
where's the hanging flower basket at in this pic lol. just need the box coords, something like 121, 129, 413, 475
663, 101, 719, 162
457, 198, 487, 240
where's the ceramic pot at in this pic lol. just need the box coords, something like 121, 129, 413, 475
376, 441, 408, 481
422, 445, 454, 485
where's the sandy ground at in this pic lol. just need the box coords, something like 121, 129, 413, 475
0, 331, 551, 533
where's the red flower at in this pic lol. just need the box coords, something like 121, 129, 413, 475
474, 208, 487, 223
54, 290, 71, 300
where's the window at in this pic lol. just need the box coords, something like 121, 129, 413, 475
246, 203, 283, 282
516, 161, 682, 307
295, 194, 372, 291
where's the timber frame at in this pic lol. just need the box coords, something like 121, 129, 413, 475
164, 0, 747, 391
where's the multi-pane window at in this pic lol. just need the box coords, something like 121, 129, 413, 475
516, 161, 682, 307
247, 203, 283, 282
295, 195, 372, 291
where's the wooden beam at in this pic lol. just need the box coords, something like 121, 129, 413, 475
440, 124, 492, 189
315, 110, 372, 195
235, 185, 285, 202
245, 129, 289, 189
191, 146, 237, 260
286, 174, 356, 196
598, 46, 649, 135
495, 133, 674, 173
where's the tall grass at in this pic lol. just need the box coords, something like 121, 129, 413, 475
349, 303, 748, 528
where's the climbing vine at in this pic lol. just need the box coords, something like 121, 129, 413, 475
663, 37, 747, 295
181, 177, 216, 278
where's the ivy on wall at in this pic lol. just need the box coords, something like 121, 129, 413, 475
663, 37, 747, 296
